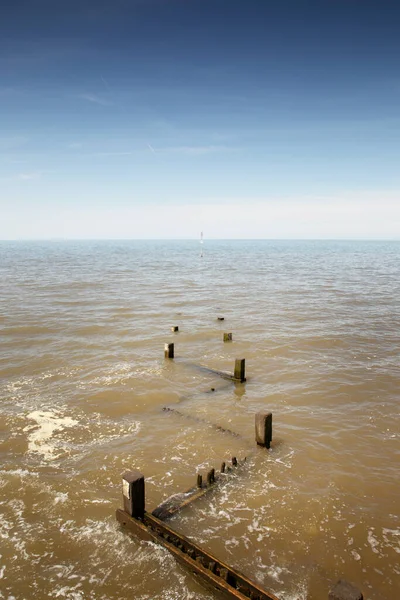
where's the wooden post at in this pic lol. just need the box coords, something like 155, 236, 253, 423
232, 457, 237, 467
220, 461, 226, 473
122, 471, 145, 520
223, 333, 232, 342
207, 468, 215, 485
255, 413, 272, 449
164, 343, 174, 358
171, 326, 179, 332
197, 474, 203, 488
217, 316, 225, 321
234, 358, 245, 382
329, 580, 363, 600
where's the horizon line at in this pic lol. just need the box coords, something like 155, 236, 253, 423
0, 237, 399, 242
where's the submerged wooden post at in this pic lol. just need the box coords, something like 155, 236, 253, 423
234, 358, 246, 382
255, 412, 272, 449
171, 326, 179, 332
220, 461, 226, 473
329, 580, 363, 600
223, 333, 232, 342
164, 343, 174, 359
122, 471, 145, 520
197, 474, 203, 488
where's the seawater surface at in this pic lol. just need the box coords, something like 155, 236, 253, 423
0, 240, 399, 600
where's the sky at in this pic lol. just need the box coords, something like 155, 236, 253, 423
0, 0, 399, 239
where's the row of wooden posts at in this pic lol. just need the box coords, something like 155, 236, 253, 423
116, 328, 363, 600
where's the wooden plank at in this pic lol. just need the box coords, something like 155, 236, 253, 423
116, 508, 280, 600
162, 407, 242, 438
177, 360, 245, 383
152, 457, 246, 520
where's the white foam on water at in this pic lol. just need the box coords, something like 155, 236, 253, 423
0, 469, 39, 478
266, 564, 289, 584
382, 527, 400, 554
367, 528, 381, 555
23, 410, 78, 460
274, 450, 295, 469
54, 493, 69, 505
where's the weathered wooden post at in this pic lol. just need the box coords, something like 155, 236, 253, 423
207, 468, 215, 484
234, 358, 246, 382
223, 333, 232, 342
164, 343, 174, 358
171, 326, 179, 332
328, 580, 363, 600
232, 457, 237, 467
122, 471, 145, 520
197, 474, 203, 488
255, 412, 272, 449
217, 316, 225, 321
220, 461, 226, 473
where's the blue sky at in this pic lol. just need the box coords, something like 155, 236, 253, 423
1, 0, 399, 239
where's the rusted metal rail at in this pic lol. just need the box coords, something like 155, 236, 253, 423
116, 507, 279, 600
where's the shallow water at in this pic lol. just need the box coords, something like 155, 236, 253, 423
0, 240, 399, 599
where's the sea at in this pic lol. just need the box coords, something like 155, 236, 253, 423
0, 239, 399, 600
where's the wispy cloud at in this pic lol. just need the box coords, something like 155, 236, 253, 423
101, 75, 111, 92
68, 142, 83, 149
0, 136, 29, 151
155, 145, 234, 155
77, 93, 111, 106
85, 151, 133, 157
18, 171, 43, 180
147, 143, 156, 154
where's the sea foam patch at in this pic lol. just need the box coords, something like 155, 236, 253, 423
23, 410, 78, 460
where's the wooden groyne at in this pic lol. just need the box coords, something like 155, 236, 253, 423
116, 469, 363, 600
163, 342, 246, 383
116, 322, 364, 600
116, 470, 280, 600
152, 456, 246, 520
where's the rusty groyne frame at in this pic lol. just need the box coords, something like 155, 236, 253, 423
116, 325, 364, 600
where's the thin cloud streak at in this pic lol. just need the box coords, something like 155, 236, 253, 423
77, 93, 111, 106
156, 145, 235, 155
18, 171, 43, 180
101, 75, 111, 92
83, 151, 133, 157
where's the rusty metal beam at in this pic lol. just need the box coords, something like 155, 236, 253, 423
116, 508, 280, 600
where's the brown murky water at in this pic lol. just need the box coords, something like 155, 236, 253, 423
0, 240, 399, 600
